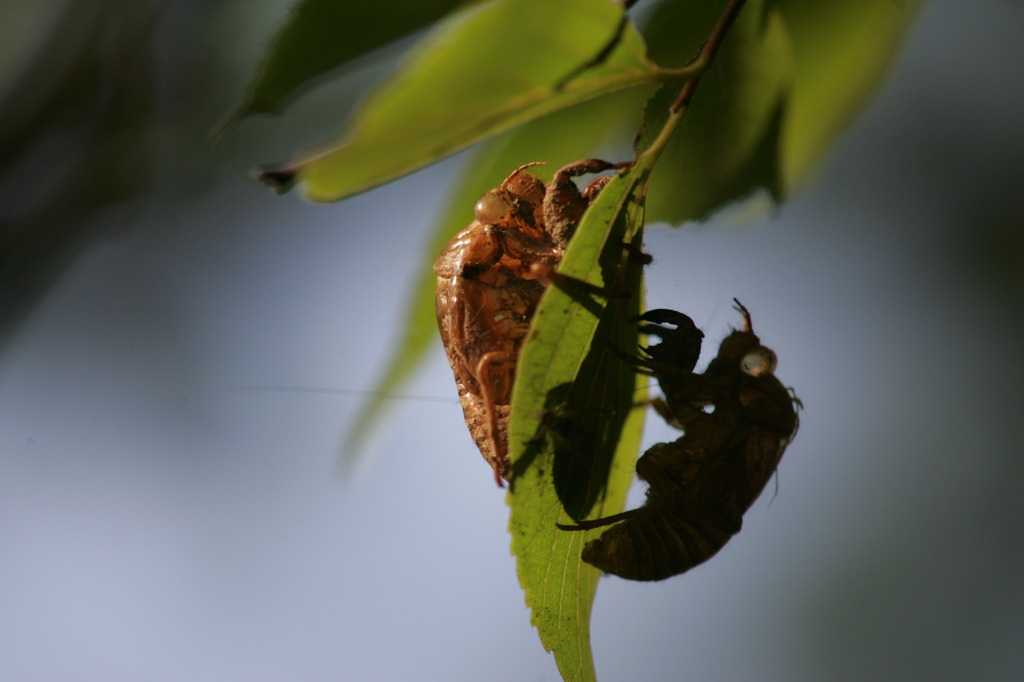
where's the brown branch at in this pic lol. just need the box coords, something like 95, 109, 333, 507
671, 0, 748, 113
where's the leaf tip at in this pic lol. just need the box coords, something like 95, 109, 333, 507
252, 162, 299, 194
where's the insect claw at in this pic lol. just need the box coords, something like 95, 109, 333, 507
630, 309, 704, 373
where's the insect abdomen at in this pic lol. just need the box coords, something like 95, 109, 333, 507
580, 504, 742, 582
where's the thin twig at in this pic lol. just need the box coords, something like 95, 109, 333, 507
671, 0, 747, 113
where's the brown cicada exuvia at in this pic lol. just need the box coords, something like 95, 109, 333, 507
558, 300, 800, 581
434, 159, 631, 485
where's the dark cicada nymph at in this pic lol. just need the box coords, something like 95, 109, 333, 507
558, 300, 799, 581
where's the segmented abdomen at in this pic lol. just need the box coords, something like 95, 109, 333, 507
580, 501, 743, 582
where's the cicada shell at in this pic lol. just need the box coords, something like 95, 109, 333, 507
434, 159, 631, 484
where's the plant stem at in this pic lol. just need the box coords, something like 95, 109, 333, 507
671, 0, 748, 113
638, 0, 748, 169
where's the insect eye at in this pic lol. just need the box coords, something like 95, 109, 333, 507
474, 191, 511, 224
740, 348, 777, 377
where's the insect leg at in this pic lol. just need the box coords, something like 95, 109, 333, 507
475, 350, 517, 485
556, 507, 641, 531
545, 159, 633, 246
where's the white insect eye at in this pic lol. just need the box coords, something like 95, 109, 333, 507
474, 191, 510, 223
740, 348, 776, 377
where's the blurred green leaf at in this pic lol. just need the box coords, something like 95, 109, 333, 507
644, 0, 794, 224
774, 0, 923, 187
639, 0, 922, 223
256, 0, 659, 201
0, 1, 159, 340
218, 0, 470, 135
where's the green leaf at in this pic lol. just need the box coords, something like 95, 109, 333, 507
503, 6, 749, 666
775, 0, 923, 188
505, 88, 688, 671
217, 0, 470, 135
256, 0, 659, 201
508, 163, 650, 682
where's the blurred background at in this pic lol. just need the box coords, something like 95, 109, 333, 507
1, 1, 1022, 680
